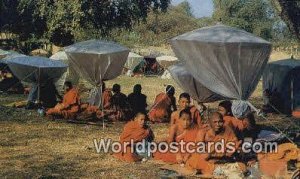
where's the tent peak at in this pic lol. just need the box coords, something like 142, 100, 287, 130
172, 24, 271, 44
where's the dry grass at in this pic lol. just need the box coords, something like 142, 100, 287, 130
0, 56, 299, 178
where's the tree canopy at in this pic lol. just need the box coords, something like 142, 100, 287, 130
0, 0, 171, 47
212, 0, 275, 40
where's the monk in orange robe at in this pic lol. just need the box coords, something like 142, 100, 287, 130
153, 108, 199, 164
218, 100, 246, 131
185, 112, 239, 175
114, 112, 154, 162
101, 82, 112, 110
149, 85, 177, 123
170, 93, 203, 127
46, 81, 80, 119
258, 143, 300, 178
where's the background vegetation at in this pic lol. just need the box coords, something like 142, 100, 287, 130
0, 0, 299, 54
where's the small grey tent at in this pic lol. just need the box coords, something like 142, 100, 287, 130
263, 58, 300, 114
125, 52, 144, 71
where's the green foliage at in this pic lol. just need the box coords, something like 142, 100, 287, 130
1, 0, 171, 47
110, 2, 200, 47
212, 0, 275, 40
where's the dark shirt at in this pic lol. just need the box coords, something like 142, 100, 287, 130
127, 92, 147, 114
111, 92, 128, 111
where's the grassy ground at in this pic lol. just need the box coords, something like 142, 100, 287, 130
1, 51, 300, 178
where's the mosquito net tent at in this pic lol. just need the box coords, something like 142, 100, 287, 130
65, 39, 129, 107
171, 24, 272, 105
169, 63, 226, 102
263, 58, 300, 114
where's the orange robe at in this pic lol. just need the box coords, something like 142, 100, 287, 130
102, 89, 112, 110
153, 125, 199, 164
258, 143, 299, 177
185, 126, 239, 175
223, 115, 246, 131
149, 93, 175, 123
170, 106, 203, 127
46, 88, 80, 119
114, 121, 153, 162
292, 109, 300, 118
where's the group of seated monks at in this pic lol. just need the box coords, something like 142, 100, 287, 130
113, 92, 261, 176
114, 93, 300, 176
45, 81, 148, 121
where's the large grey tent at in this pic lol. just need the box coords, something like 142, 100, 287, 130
65, 40, 129, 107
263, 59, 300, 114
169, 63, 226, 102
50, 51, 80, 91
171, 24, 272, 101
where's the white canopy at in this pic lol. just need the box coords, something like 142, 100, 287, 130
156, 55, 179, 68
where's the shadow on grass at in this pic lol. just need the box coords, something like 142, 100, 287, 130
1, 155, 84, 178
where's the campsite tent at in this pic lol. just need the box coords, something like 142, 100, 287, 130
263, 58, 300, 114
133, 55, 163, 75
124, 52, 144, 71
7, 56, 67, 100
50, 51, 80, 90
171, 24, 272, 102
169, 63, 226, 102
156, 55, 179, 69
65, 39, 129, 107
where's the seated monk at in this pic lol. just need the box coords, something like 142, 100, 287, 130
127, 84, 147, 116
109, 84, 131, 121
218, 100, 246, 132
46, 81, 80, 119
102, 82, 112, 110
231, 101, 259, 141
153, 109, 199, 164
170, 93, 203, 128
149, 85, 177, 123
114, 112, 154, 162
185, 112, 239, 175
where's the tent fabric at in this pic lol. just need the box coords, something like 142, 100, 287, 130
171, 24, 272, 100
263, 59, 300, 114
65, 39, 129, 106
169, 63, 226, 103
7, 56, 67, 84
125, 52, 144, 70
0, 49, 10, 59
161, 70, 172, 79
156, 55, 179, 68
231, 100, 250, 118
50, 51, 80, 90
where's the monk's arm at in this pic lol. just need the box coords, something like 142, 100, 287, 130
63, 91, 79, 109
170, 112, 176, 126
230, 117, 246, 131
167, 125, 177, 143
